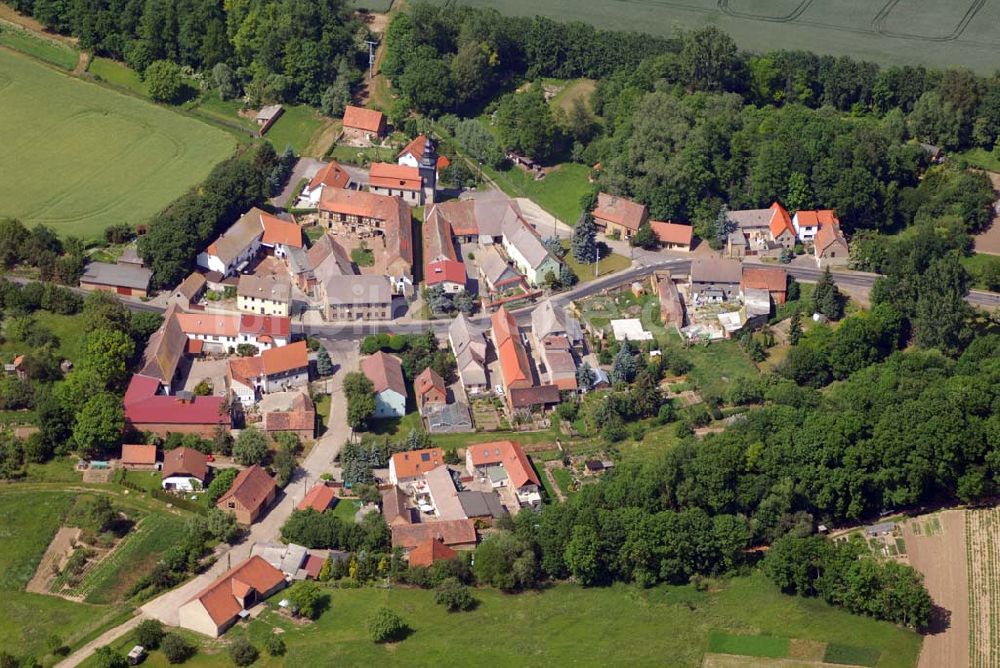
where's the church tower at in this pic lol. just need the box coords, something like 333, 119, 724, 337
419, 136, 438, 205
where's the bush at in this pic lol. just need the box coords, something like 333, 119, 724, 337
264, 633, 286, 657
434, 578, 476, 612
228, 638, 258, 666
368, 607, 406, 643
160, 634, 193, 664
135, 619, 165, 650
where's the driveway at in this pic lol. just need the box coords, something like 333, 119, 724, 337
58, 342, 356, 667
270, 157, 325, 208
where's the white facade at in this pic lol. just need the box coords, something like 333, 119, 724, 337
196, 237, 261, 278
237, 293, 290, 317
368, 184, 422, 205
162, 475, 200, 492
792, 213, 817, 242
184, 331, 288, 354
374, 388, 406, 418
231, 378, 257, 407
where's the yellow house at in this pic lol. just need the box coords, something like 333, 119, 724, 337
237, 274, 291, 317
592, 193, 648, 240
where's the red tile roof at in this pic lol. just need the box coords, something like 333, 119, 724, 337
593, 193, 647, 231
414, 367, 446, 402
425, 259, 466, 287
492, 307, 531, 389
397, 135, 450, 170
391, 519, 477, 550
303, 554, 325, 579
124, 375, 231, 428
768, 202, 794, 239
361, 351, 407, 397
176, 313, 240, 338
369, 163, 422, 191
263, 341, 308, 376
343, 106, 385, 133
795, 209, 839, 228
217, 464, 276, 515
239, 314, 291, 339
298, 484, 337, 512
187, 556, 285, 627
391, 447, 444, 480
308, 161, 351, 190
407, 538, 457, 567
741, 266, 787, 294
815, 218, 848, 255
162, 447, 208, 481
650, 221, 693, 246
121, 444, 157, 466
467, 440, 540, 488
260, 212, 303, 249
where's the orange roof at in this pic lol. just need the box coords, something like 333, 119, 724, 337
593, 193, 647, 230
425, 259, 466, 287
795, 209, 839, 228
414, 367, 446, 400
397, 135, 450, 170
187, 556, 285, 627
466, 440, 540, 488
407, 538, 457, 567
308, 161, 352, 190
498, 338, 531, 388
176, 313, 240, 338
491, 306, 518, 346
297, 484, 337, 512
815, 219, 848, 255
343, 105, 384, 133
262, 341, 308, 375
768, 203, 794, 239
391, 447, 444, 480
260, 212, 303, 249
369, 163, 422, 191
216, 464, 276, 515
391, 519, 477, 550
741, 266, 787, 293
650, 221, 693, 246
121, 443, 156, 466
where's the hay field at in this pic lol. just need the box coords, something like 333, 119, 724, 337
428, 0, 1000, 73
0, 49, 235, 239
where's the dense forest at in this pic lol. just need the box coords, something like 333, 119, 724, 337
6, 0, 364, 105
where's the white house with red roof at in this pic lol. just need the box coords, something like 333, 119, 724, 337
176, 313, 290, 353
425, 259, 466, 294
465, 440, 541, 508
300, 161, 354, 207
398, 134, 450, 174
227, 341, 310, 406
793, 209, 838, 243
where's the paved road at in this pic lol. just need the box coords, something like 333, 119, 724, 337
56, 342, 355, 668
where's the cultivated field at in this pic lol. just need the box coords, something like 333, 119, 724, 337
428, 0, 1000, 73
966, 506, 1000, 668
0, 49, 235, 239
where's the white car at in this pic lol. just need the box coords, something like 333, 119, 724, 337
495, 384, 505, 396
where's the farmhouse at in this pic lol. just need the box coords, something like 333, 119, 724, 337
689, 258, 743, 303
391, 519, 478, 553
216, 464, 277, 524
342, 105, 385, 143
170, 273, 207, 309
538, 337, 577, 391
492, 306, 533, 398
388, 447, 444, 486
125, 374, 231, 438
650, 221, 694, 251
161, 446, 209, 491
79, 262, 152, 298
135, 305, 187, 387
176, 312, 291, 353
813, 216, 850, 268
120, 443, 157, 470
501, 215, 560, 286
414, 367, 447, 408
449, 313, 489, 395
320, 275, 394, 321
509, 385, 561, 415
725, 202, 795, 258
260, 391, 316, 441
317, 188, 414, 280
425, 259, 466, 294
368, 163, 424, 205
301, 161, 354, 207
793, 209, 838, 243
592, 193, 648, 239
531, 299, 584, 351
398, 134, 450, 174
259, 213, 303, 259
465, 440, 542, 508
196, 209, 264, 277
382, 486, 416, 526
361, 351, 407, 419
654, 272, 685, 327
407, 538, 457, 567
178, 556, 286, 638
237, 273, 292, 317
741, 266, 788, 304
227, 341, 310, 407
479, 246, 523, 292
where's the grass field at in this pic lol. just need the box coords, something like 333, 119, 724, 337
487, 161, 592, 225
87, 573, 921, 667
425, 0, 1000, 73
0, 49, 235, 239
0, 310, 95, 365
87, 56, 146, 95
956, 148, 1000, 172
262, 104, 336, 156
0, 23, 77, 69
708, 631, 789, 658
0, 489, 121, 660
961, 253, 1000, 290
560, 239, 632, 282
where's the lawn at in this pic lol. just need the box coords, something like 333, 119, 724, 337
0, 49, 235, 239
561, 240, 631, 282
351, 247, 375, 267
0, 489, 123, 661
961, 252, 1000, 290
550, 466, 575, 498
0, 310, 95, 365
955, 147, 1000, 172
0, 22, 77, 70
328, 143, 397, 166
548, 78, 597, 114
424, 0, 1000, 73
191, 95, 259, 132
486, 161, 592, 225
87, 56, 146, 96
263, 104, 337, 157
88, 572, 921, 667
708, 631, 789, 658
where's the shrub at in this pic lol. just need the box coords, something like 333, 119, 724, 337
228, 638, 258, 666
160, 634, 194, 664
434, 578, 476, 612
368, 607, 406, 643
264, 633, 286, 657
135, 619, 165, 649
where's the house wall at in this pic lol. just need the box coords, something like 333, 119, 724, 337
662, 241, 690, 251
263, 368, 309, 394
374, 389, 406, 418
134, 422, 223, 438
324, 301, 392, 321
605, 221, 636, 240
162, 475, 202, 491
433, 280, 463, 295
122, 461, 157, 471
369, 184, 422, 206
79, 281, 148, 299
178, 600, 223, 638
773, 229, 796, 249
237, 294, 290, 317
343, 125, 383, 144
691, 280, 740, 301
816, 243, 850, 268
231, 379, 257, 407
418, 387, 447, 407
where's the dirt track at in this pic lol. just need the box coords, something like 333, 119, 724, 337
903, 510, 969, 668
972, 172, 1000, 255
26, 527, 80, 594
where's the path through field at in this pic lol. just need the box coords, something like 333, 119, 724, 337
902, 510, 969, 668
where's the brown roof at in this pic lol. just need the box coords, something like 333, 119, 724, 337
593, 193, 647, 231
186, 556, 285, 627
467, 440, 541, 488
690, 258, 743, 285
262, 341, 308, 375
407, 538, 457, 567
298, 484, 336, 512
318, 189, 412, 274
308, 161, 352, 190
369, 163, 422, 191
217, 464, 276, 514
741, 266, 787, 294
237, 273, 291, 303
121, 444, 157, 466
382, 486, 413, 525
650, 221, 693, 246
391, 447, 444, 480
508, 384, 561, 410
361, 351, 407, 397
262, 392, 315, 435
162, 447, 208, 481
391, 519, 477, 550
138, 303, 186, 383
175, 273, 207, 301
414, 367, 446, 402
815, 218, 848, 256
342, 105, 385, 133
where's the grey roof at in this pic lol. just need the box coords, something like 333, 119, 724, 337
423, 401, 474, 433
726, 208, 773, 230
472, 199, 523, 239
728, 231, 748, 247
502, 217, 552, 269
208, 209, 264, 265
256, 104, 283, 121
690, 258, 743, 285
455, 349, 487, 387
80, 261, 151, 291
285, 246, 312, 276
326, 275, 391, 305
424, 465, 465, 520
457, 491, 505, 518
138, 303, 186, 383
542, 348, 577, 380
480, 245, 520, 286
449, 313, 486, 362
531, 299, 582, 344
237, 273, 291, 302
310, 235, 356, 295
174, 273, 206, 301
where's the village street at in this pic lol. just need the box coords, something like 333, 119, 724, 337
56, 341, 357, 668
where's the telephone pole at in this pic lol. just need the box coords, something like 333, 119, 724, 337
365, 40, 378, 80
